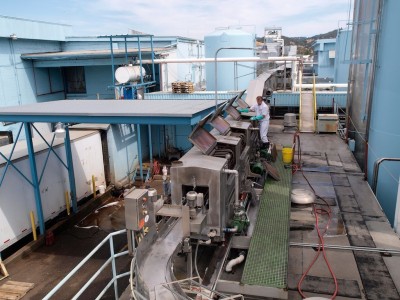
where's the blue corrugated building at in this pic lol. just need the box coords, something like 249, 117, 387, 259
347, 0, 400, 229
0, 15, 205, 184
313, 38, 336, 79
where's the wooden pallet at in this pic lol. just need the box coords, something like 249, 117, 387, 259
0, 281, 34, 300
0, 260, 8, 281
171, 81, 194, 93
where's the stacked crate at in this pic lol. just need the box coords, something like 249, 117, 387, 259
172, 81, 194, 93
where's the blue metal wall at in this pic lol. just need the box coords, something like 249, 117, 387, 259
65, 66, 115, 100
272, 92, 346, 108
313, 39, 336, 79
0, 16, 71, 41
144, 91, 347, 108
0, 36, 63, 138
107, 124, 139, 184
367, 0, 400, 226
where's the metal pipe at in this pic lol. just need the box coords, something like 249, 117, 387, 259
290, 242, 400, 255
29, 211, 37, 241
110, 37, 115, 86
372, 158, 400, 193
92, 175, 96, 199
65, 191, 70, 216
109, 236, 119, 299
150, 36, 156, 83
293, 83, 348, 89
141, 56, 301, 64
225, 251, 245, 272
223, 168, 239, 206
148, 125, 153, 166
137, 124, 143, 181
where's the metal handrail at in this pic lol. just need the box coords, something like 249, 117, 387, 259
43, 229, 137, 300
161, 277, 244, 300
372, 157, 400, 193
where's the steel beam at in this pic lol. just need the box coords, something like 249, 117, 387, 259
24, 122, 45, 235
136, 124, 143, 181
65, 126, 78, 213
148, 125, 153, 165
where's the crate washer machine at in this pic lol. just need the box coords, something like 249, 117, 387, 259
125, 91, 271, 299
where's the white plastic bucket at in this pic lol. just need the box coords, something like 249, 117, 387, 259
99, 185, 106, 195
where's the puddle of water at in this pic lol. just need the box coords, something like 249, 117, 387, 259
77, 198, 126, 232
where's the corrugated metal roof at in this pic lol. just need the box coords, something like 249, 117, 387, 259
21, 47, 169, 60
0, 99, 223, 125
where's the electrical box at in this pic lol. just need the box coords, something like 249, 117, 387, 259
317, 114, 338, 133
125, 189, 149, 231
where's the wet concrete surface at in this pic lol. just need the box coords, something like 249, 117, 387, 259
3, 196, 129, 300
2, 178, 169, 300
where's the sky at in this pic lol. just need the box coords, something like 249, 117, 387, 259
1, 0, 352, 39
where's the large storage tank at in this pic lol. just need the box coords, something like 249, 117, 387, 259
348, 0, 400, 227
205, 27, 255, 91
366, 0, 400, 227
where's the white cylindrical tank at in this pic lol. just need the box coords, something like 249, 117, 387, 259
205, 27, 255, 91
115, 66, 146, 84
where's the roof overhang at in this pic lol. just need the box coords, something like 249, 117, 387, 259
21, 47, 172, 68
0, 100, 224, 126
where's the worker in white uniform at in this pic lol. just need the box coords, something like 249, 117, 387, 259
238, 96, 270, 148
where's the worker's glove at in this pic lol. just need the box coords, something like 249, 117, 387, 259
250, 115, 263, 121
237, 108, 249, 113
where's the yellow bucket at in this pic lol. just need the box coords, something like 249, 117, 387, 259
282, 147, 293, 164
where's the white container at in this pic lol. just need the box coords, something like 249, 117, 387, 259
115, 66, 146, 84
99, 185, 106, 195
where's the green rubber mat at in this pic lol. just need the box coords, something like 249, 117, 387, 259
241, 153, 291, 288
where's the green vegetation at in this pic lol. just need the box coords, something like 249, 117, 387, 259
256, 29, 338, 55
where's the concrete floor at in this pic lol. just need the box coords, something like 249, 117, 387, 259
2, 195, 130, 300
2, 121, 400, 300
269, 121, 400, 300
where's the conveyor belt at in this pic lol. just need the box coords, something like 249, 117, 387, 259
241, 153, 291, 288
299, 92, 315, 132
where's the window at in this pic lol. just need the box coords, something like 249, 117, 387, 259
64, 67, 86, 94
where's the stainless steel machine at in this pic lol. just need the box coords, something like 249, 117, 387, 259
126, 91, 271, 299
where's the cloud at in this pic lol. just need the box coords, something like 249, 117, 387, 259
1, 0, 352, 39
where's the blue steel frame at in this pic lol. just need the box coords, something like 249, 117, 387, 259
102, 34, 157, 97
24, 122, 45, 235
0, 103, 219, 238
0, 122, 81, 237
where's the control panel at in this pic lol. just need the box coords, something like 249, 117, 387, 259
125, 188, 149, 231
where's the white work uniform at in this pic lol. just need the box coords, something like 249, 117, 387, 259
250, 102, 270, 143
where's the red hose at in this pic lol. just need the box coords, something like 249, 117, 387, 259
295, 133, 339, 299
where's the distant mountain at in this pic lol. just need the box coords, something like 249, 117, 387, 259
257, 29, 338, 55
